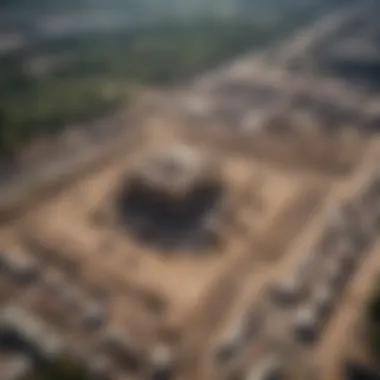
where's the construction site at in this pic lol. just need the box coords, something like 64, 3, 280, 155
1, 1, 380, 380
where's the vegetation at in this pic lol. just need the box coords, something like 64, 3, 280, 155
23, 355, 92, 380
0, 17, 305, 158
0, 0, 356, 158
0, 69, 125, 157
367, 278, 380, 356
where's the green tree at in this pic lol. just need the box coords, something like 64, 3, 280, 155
367, 279, 380, 357
24, 355, 92, 380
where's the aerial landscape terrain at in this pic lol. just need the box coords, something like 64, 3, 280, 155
1, 0, 380, 380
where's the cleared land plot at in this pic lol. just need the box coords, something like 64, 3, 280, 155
12, 127, 334, 362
